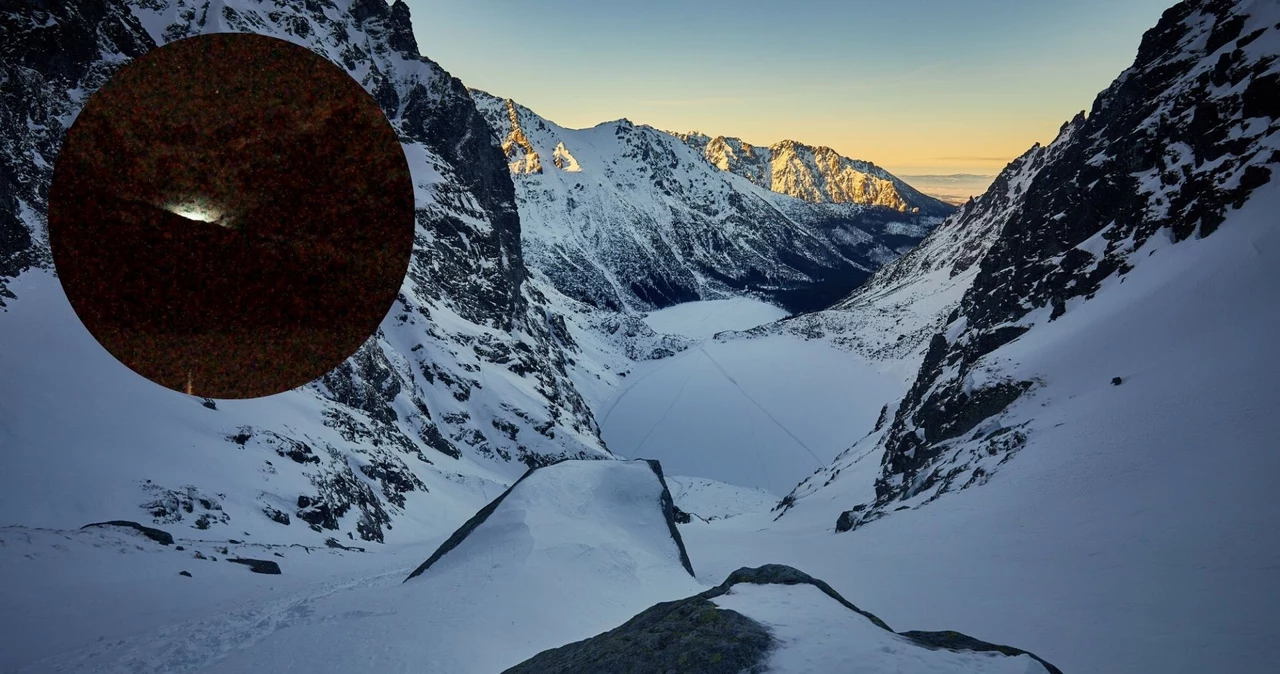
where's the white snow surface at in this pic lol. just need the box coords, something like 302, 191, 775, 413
642, 297, 789, 339
664, 475, 778, 521
10, 460, 706, 673
601, 334, 909, 494
712, 583, 1049, 674
0, 272, 486, 541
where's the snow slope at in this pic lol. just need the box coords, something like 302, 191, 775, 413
12, 460, 705, 674
684, 183, 1280, 674
785, 0, 1280, 530
0, 523, 450, 671
702, 2, 1280, 671
684, 186, 1280, 667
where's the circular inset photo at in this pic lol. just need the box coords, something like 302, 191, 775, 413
47, 33, 415, 399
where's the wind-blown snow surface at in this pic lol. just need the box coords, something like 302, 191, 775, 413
11, 460, 706, 674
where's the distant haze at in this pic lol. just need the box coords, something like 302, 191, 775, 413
404, 0, 1170, 176
898, 174, 998, 206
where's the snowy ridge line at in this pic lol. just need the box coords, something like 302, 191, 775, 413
505, 564, 1064, 674
672, 132, 954, 215
406, 458, 696, 582
469, 89, 945, 314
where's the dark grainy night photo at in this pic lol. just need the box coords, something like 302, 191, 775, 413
47, 32, 414, 398
0, 0, 1276, 673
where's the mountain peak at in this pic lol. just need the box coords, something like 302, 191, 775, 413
676, 132, 952, 215
466, 88, 942, 313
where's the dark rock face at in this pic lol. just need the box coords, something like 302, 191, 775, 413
0, 0, 155, 306
226, 557, 282, 574
645, 458, 696, 576
80, 519, 174, 545
807, 0, 1279, 530
505, 564, 1063, 674
501, 597, 773, 674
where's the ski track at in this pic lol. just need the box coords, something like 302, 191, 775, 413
598, 347, 688, 426
630, 363, 695, 458
697, 345, 826, 468
19, 564, 414, 674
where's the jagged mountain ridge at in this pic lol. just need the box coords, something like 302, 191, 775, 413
736, 138, 1062, 365
772, 0, 1279, 530
0, 0, 616, 545
470, 90, 949, 314
676, 132, 953, 216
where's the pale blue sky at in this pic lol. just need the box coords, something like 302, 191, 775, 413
401, 0, 1172, 175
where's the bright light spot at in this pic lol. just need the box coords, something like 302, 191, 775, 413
164, 197, 232, 228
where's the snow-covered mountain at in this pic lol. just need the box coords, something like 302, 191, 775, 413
723, 3, 1279, 669
470, 90, 948, 314
677, 132, 954, 216
4, 0, 1278, 672
776, 0, 1280, 530
0, 0, 619, 548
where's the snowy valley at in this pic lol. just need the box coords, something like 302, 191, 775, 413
2, 0, 1279, 673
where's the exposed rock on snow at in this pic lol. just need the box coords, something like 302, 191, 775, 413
501, 593, 774, 674
79, 520, 175, 546
507, 564, 1063, 674
226, 557, 282, 575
